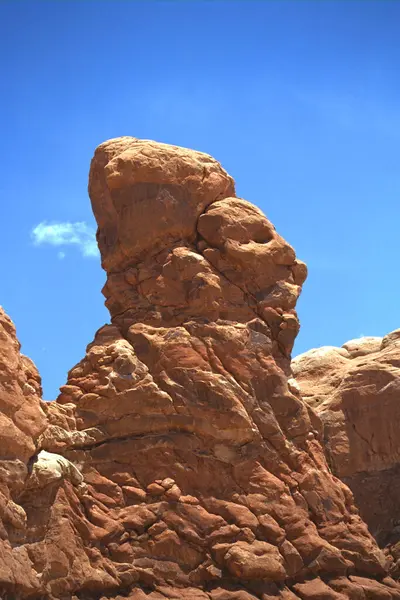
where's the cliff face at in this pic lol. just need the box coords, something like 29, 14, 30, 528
293, 332, 400, 570
0, 138, 399, 599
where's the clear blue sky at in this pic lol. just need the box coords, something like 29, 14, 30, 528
1, 1, 399, 400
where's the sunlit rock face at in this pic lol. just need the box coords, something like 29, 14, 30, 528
1, 138, 400, 599
88, 137, 306, 356
0, 307, 46, 461
293, 331, 400, 572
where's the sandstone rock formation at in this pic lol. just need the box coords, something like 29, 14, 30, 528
1, 137, 399, 599
292, 331, 400, 573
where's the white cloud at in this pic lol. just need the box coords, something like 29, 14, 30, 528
31, 221, 99, 258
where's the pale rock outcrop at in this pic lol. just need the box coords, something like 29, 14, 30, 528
28, 450, 83, 488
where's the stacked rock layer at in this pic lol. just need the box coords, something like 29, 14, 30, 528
1, 137, 399, 599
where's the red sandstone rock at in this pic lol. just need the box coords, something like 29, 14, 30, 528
0, 138, 399, 599
292, 331, 400, 576
0, 308, 46, 461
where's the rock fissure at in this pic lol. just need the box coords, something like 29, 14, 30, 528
194, 238, 261, 316
68, 428, 201, 452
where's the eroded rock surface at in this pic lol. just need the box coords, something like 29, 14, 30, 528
1, 138, 399, 599
293, 331, 400, 573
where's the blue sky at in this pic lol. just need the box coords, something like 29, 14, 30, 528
1, 1, 399, 399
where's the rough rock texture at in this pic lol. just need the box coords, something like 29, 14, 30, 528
0, 308, 46, 462
292, 331, 400, 572
1, 137, 399, 599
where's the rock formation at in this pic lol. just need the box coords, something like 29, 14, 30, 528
293, 331, 400, 574
1, 137, 400, 599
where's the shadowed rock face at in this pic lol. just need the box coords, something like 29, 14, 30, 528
1, 138, 400, 599
293, 332, 400, 570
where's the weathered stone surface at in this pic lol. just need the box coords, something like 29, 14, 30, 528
293, 330, 400, 573
0, 138, 399, 599
89, 137, 235, 273
90, 138, 306, 358
0, 307, 46, 462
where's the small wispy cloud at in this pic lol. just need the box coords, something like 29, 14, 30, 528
31, 221, 99, 258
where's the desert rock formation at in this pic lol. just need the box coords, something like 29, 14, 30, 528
293, 331, 400, 574
1, 137, 399, 599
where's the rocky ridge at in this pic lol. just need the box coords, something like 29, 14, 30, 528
0, 137, 399, 599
